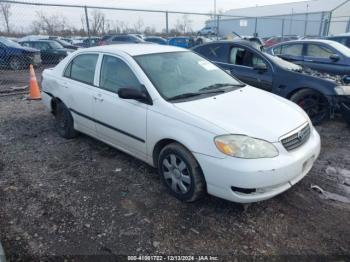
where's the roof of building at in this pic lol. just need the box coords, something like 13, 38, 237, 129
223, 0, 349, 18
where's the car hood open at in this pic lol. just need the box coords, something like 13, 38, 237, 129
174, 86, 307, 142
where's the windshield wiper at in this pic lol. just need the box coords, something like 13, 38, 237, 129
167, 89, 226, 101
199, 83, 245, 92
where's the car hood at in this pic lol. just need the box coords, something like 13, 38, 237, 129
9, 46, 38, 53
173, 86, 307, 142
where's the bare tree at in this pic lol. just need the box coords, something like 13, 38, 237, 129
175, 15, 192, 34
0, 3, 11, 34
31, 11, 68, 35
89, 9, 106, 35
133, 17, 144, 33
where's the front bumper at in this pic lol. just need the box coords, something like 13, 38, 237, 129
194, 127, 321, 203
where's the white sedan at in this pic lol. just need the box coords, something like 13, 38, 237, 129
41, 44, 321, 203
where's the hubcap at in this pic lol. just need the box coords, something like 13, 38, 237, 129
162, 154, 191, 194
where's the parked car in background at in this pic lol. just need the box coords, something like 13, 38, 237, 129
266, 39, 350, 76
98, 35, 114, 46
326, 33, 350, 48
198, 26, 217, 36
75, 37, 100, 48
18, 35, 49, 42
144, 36, 168, 45
168, 37, 195, 48
129, 33, 145, 40
50, 38, 79, 50
264, 35, 300, 47
19, 40, 72, 64
41, 44, 321, 203
0, 37, 41, 70
193, 40, 350, 125
104, 34, 146, 45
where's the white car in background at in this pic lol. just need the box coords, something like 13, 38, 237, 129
41, 44, 321, 203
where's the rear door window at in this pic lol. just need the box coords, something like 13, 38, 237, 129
64, 54, 98, 85
306, 44, 334, 58
279, 44, 303, 56
196, 43, 228, 62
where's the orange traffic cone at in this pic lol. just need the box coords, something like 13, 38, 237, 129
28, 64, 41, 100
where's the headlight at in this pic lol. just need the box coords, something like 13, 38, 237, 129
335, 86, 350, 95
214, 135, 279, 159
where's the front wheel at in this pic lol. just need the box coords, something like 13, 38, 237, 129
290, 89, 330, 125
158, 143, 206, 202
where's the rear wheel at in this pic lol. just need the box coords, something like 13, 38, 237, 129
158, 143, 206, 202
290, 89, 330, 125
54, 102, 78, 139
9, 57, 23, 70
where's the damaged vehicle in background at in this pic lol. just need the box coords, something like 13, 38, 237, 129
41, 44, 321, 203
193, 40, 350, 125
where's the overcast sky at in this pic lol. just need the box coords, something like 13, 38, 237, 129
44, 0, 306, 13
5, 0, 307, 33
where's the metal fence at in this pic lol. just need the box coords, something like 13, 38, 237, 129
0, 0, 349, 93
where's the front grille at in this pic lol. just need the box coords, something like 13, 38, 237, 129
281, 124, 311, 151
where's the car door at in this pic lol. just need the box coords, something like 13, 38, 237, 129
303, 43, 348, 74
62, 53, 99, 136
92, 54, 148, 159
225, 45, 273, 91
272, 43, 304, 66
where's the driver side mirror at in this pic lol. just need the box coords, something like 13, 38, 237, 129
253, 63, 267, 72
118, 87, 152, 105
330, 54, 340, 62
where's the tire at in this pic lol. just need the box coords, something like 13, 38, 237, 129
54, 102, 78, 139
9, 57, 23, 70
158, 143, 206, 202
290, 89, 330, 125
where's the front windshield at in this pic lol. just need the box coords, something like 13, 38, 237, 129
134, 51, 243, 101
49, 41, 63, 49
0, 37, 22, 48
328, 41, 350, 57
265, 53, 302, 71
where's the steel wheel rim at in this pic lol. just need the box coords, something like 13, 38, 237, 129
162, 154, 191, 194
10, 58, 20, 70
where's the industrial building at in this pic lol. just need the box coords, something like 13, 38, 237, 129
207, 0, 350, 38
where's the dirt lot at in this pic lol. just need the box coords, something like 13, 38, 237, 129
0, 93, 350, 261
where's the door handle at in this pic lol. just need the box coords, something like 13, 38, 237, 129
93, 96, 104, 102
304, 59, 313, 62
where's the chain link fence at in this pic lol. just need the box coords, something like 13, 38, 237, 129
0, 0, 349, 93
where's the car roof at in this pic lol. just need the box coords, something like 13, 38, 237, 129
194, 39, 258, 49
274, 39, 338, 45
85, 43, 187, 56
20, 39, 54, 43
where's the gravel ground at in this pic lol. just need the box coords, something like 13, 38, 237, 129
0, 94, 349, 261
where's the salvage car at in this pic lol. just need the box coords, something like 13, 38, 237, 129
0, 37, 41, 70
19, 40, 73, 64
193, 40, 350, 125
41, 44, 321, 203
266, 39, 350, 76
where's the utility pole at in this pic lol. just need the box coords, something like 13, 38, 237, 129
304, 4, 309, 37
214, 0, 218, 37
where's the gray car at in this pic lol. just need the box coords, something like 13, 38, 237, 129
105, 34, 146, 45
